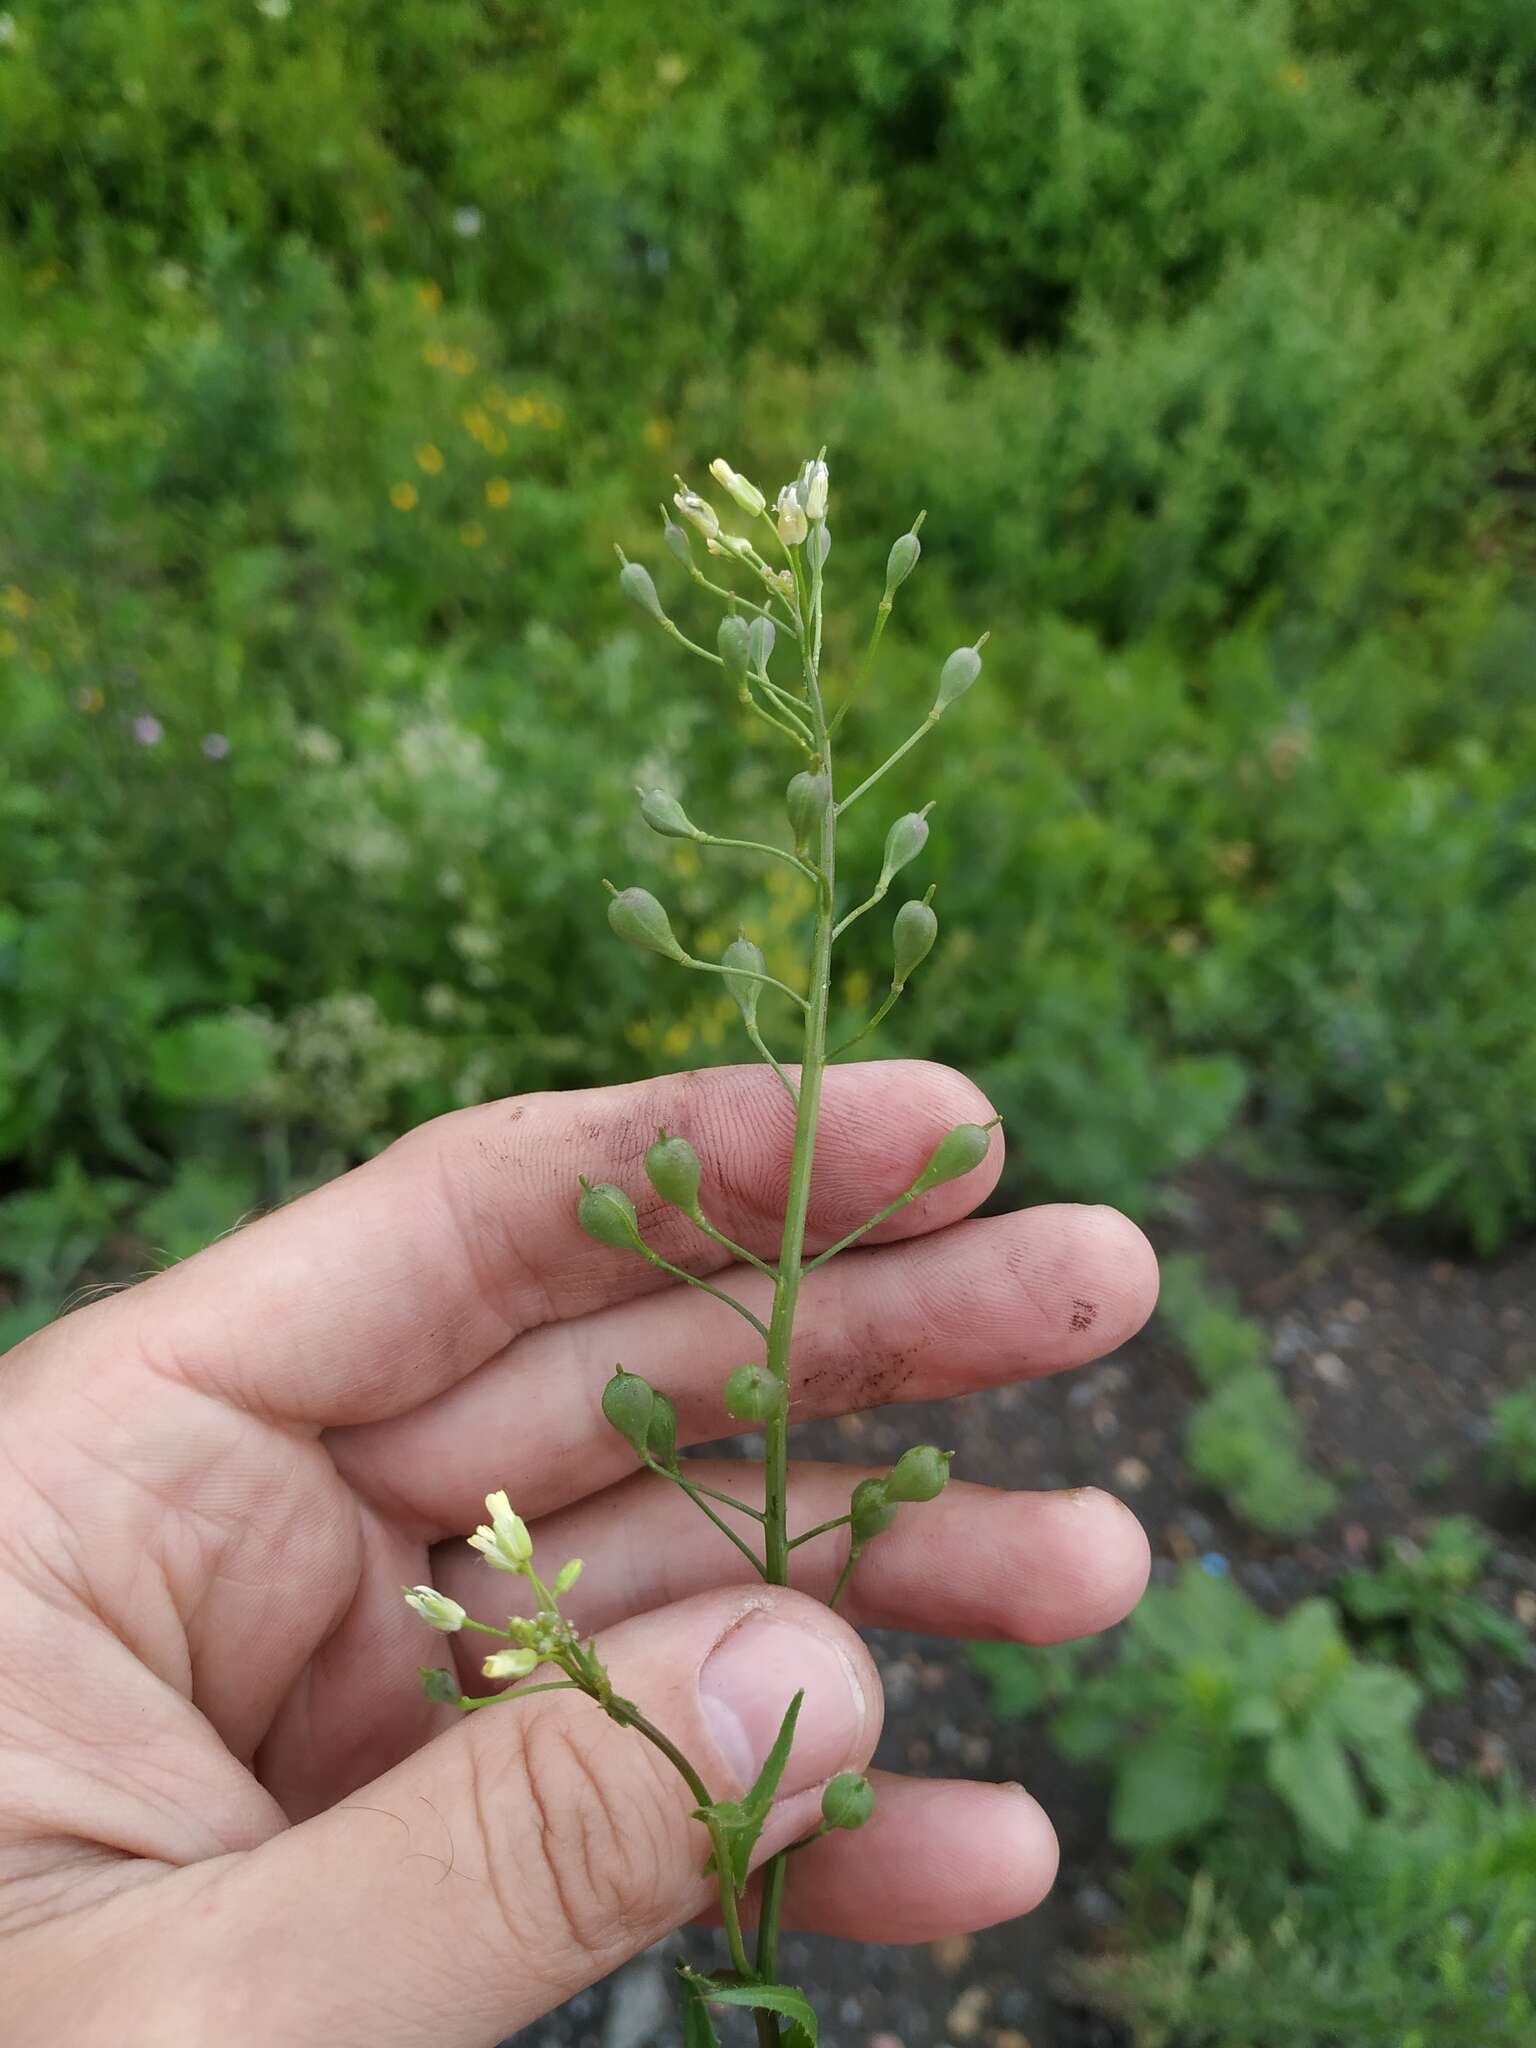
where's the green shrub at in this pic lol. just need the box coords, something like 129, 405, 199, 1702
1489, 1383, 1536, 1493
1336, 1516, 1529, 1698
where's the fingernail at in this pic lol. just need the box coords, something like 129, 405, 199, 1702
700, 1614, 866, 1795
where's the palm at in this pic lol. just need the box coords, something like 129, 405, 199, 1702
1, 1062, 1155, 1942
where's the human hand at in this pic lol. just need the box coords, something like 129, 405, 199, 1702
0, 1061, 1156, 2047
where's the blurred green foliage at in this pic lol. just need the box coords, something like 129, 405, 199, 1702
1336, 1515, 1529, 1698
3, 0, 1536, 1318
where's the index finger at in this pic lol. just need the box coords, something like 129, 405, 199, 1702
65, 1060, 1000, 1427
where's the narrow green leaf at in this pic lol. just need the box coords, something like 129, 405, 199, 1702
691, 1976, 819, 2045
679, 1970, 723, 2048
743, 1690, 804, 1822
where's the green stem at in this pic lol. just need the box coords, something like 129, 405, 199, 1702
837, 713, 939, 815
803, 1182, 922, 1273
621, 1706, 756, 1982
745, 1017, 799, 1105
634, 1246, 771, 1341
787, 1511, 853, 1550
684, 956, 809, 1014
688, 1211, 779, 1280
826, 981, 905, 1060
645, 1459, 768, 1576
752, 540, 837, 2016
457, 1679, 582, 1710
828, 1544, 862, 1612
697, 831, 818, 883
826, 594, 891, 741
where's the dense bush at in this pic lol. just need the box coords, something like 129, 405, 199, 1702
3, 0, 1536, 1320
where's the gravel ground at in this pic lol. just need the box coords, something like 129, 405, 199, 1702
516, 1163, 1536, 2048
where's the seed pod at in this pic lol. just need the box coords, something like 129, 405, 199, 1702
878, 807, 932, 888
607, 885, 689, 962
638, 787, 701, 841
674, 488, 720, 540
883, 527, 921, 602
821, 1771, 875, 1831
601, 1366, 655, 1453
647, 1390, 679, 1470
850, 1476, 898, 1541
709, 457, 766, 518
579, 1180, 646, 1252
813, 523, 831, 568
420, 1666, 463, 1707
914, 1121, 995, 1193
748, 616, 776, 674
886, 1445, 953, 1503
786, 770, 832, 855
618, 558, 666, 624
933, 643, 982, 716
891, 897, 938, 987
553, 1558, 584, 1595
662, 518, 692, 568
723, 933, 767, 1023
718, 612, 752, 679
724, 1361, 784, 1424
645, 1129, 702, 1214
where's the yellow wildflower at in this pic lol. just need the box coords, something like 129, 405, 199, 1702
415, 443, 444, 475
485, 477, 512, 508
415, 280, 443, 311
459, 521, 486, 549
390, 481, 418, 511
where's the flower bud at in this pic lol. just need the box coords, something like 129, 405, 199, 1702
724, 1361, 784, 1424
602, 1365, 655, 1453
403, 1585, 467, 1633
933, 643, 982, 716
578, 1179, 646, 1252
748, 616, 776, 674
467, 1488, 534, 1572
774, 485, 808, 547
607, 885, 689, 962
914, 1121, 995, 1192
883, 526, 921, 602
638, 787, 701, 841
674, 488, 720, 539
618, 557, 666, 624
709, 458, 766, 518
718, 612, 752, 679
662, 518, 693, 568
645, 1129, 702, 1214
420, 1666, 463, 1706
801, 458, 829, 522
891, 897, 938, 987
850, 1476, 898, 1541
553, 1558, 585, 1595
647, 1389, 679, 1469
878, 807, 932, 888
821, 1771, 876, 1831
723, 934, 767, 1023
483, 1646, 541, 1681
786, 770, 831, 855
886, 1445, 952, 1503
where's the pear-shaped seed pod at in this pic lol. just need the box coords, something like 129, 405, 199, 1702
607, 886, 689, 962
748, 616, 776, 674
850, 1476, 898, 1541
718, 612, 752, 678
914, 1122, 994, 1193
578, 1180, 645, 1252
821, 1771, 876, 1830
883, 528, 921, 602
645, 1130, 702, 1214
786, 770, 832, 855
891, 897, 938, 987
724, 1362, 784, 1424
886, 1445, 953, 1503
878, 808, 932, 887
601, 1366, 655, 1453
637, 788, 701, 841
618, 559, 666, 623
723, 934, 767, 1022
662, 519, 692, 568
933, 643, 982, 715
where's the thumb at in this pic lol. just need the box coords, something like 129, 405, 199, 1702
189, 1588, 877, 2046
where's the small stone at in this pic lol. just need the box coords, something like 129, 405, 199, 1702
962, 1734, 992, 1769
1311, 1351, 1349, 1387
1476, 1732, 1510, 1779
1514, 1592, 1536, 1628
1075, 1882, 1121, 1927
947, 1988, 991, 2041
930, 1935, 974, 1974
1343, 1522, 1371, 1559
869, 2035, 906, 2048
1114, 1456, 1151, 1492
991, 2033, 1033, 2048
1166, 1525, 1195, 1562
1342, 1298, 1371, 1323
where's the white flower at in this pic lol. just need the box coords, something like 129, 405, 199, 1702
801, 458, 829, 522
0, 16, 15, 49
483, 1646, 540, 1680
467, 1489, 533, 1572
255, 0, 290, 18
774, 486, 808, 547
402, 1585, 467, 1633
452, 206, 483, 239
709, 458, 766, 518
